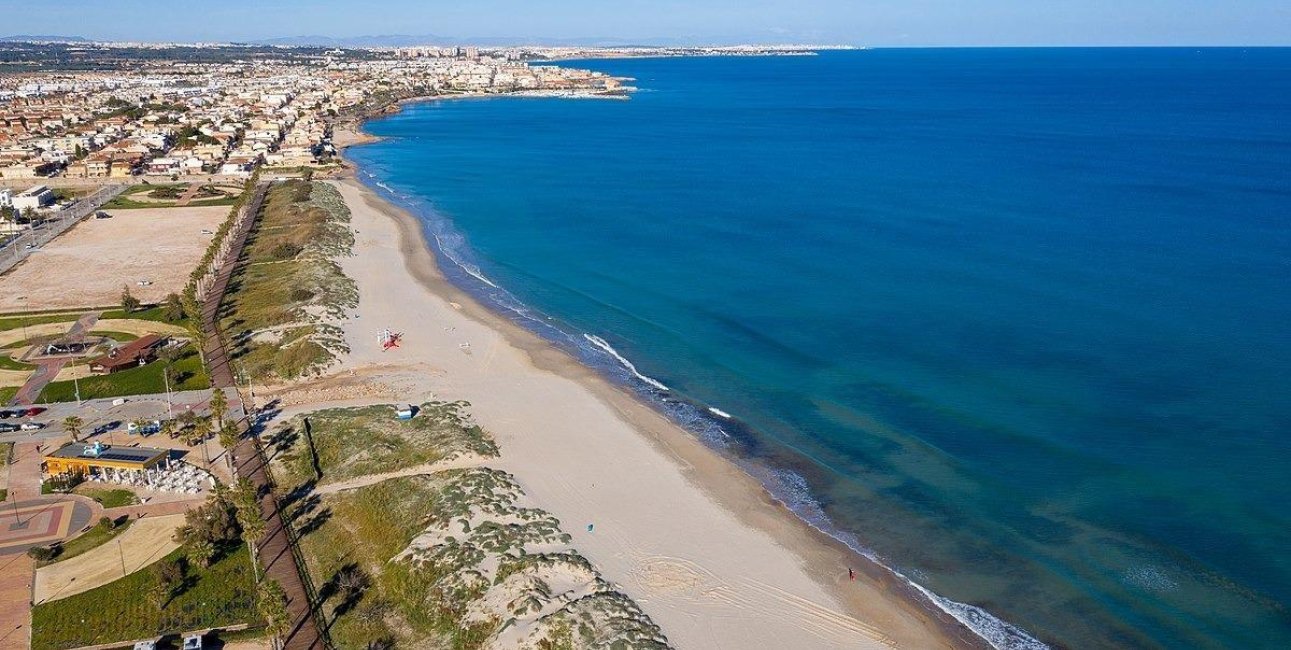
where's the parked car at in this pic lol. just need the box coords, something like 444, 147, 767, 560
0, 411, 12, 419
0, 423, 20, 433
182, 634, 203, 650
132, 640, 156, 650
24, 407, 43, 417
20, 422, 44, 431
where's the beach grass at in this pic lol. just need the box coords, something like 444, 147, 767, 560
292, 476, 437, 648
220, 180, 356, 381
31, 544, 259, 650
270, 401, 498, 488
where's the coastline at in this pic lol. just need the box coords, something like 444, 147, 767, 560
319, 121, 992, 648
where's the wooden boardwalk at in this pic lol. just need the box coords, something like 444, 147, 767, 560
200, 182, 326, 650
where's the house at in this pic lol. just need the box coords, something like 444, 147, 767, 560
87, 334, 167, 374
145, 157, 181, 175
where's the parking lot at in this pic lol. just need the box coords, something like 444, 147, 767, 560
0, 389, 220, 445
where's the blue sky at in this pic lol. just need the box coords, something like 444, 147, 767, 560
4, 0, 1289, 46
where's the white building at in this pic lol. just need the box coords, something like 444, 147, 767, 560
11, 185, 55, 211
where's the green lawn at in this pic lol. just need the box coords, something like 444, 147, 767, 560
102, 183, 241, 210
100, 305, 179, 324
40, 518, 134, 567
0, 386, 18, 404
0, 313, 79, 333
37, 347, 208, 402
32, 544, 260, 650
74, 486, 140, 508
0, 355, 36, 371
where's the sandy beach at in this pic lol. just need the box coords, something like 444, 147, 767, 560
277, 156, 984, 648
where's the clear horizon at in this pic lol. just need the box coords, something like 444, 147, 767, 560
1, 0, 1288, 47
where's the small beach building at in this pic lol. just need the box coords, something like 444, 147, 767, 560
87, 334, 167, 374
43, 441, 169, 478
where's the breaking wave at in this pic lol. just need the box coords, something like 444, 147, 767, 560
354, 164, 1045, 650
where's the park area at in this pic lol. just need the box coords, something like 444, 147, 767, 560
0, 306, 208, 403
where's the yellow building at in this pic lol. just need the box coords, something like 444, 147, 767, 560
44, 441, 169, 477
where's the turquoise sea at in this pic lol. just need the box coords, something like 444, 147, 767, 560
347, 49, 1291, 648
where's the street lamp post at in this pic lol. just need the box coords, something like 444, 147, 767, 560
10, 490, 22, 527
163, 367, 173, 418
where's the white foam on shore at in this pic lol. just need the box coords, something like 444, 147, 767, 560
911, 585, 1050, 650
352, 167, 1045, 650
583, 334, 671, 391
757, 467, 1048, 650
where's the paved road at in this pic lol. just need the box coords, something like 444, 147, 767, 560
0, 389, 216, 446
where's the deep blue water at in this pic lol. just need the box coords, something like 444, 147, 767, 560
347, 49, 1291, 649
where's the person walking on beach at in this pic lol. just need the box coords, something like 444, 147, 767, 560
848, 567, 855, 581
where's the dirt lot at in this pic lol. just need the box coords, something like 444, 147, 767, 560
0, 206, 226, 312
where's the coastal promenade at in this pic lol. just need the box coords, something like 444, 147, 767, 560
199, 181, 327, 650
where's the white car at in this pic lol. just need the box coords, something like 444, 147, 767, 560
132, 641, 156, 650
182, 634, 202, 650
20, 422, 44, 431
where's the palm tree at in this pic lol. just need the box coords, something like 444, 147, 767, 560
62, 415, 84, 443
189, 417, 212, 447
190, 417, 213, 464
257, 579, 290, 650
208, 388, 227, 429
218, 421, 240, 471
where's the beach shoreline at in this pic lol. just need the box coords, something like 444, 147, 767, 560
315, 121, 992, 649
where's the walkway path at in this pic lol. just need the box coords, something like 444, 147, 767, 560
0, 554, 34, 650
176, 182, 204, 207
312, 454, 487, 495
4, 441, 43, 497
103, 497, 201, 520
9, 311, 100, 406
34, 513, 185, 603
202, 182, 325, 649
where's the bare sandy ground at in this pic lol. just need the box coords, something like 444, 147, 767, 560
305, 179, 980, 649
0, 206, 226, 312
33, 513, 184, 603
